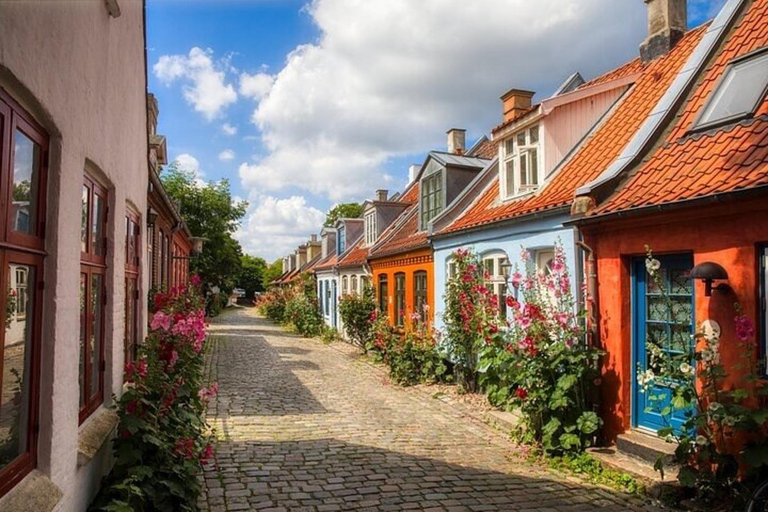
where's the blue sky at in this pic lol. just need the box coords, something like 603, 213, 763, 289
147, 0, 726, 261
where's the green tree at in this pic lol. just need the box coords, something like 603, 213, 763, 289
324, 203, 363, 227
161, 163, 248, 296
238, 254, 267, 299
262, 259, 284, 289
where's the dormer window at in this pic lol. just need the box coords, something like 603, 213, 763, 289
694, 48, 768, 130
420, 160, 444, 230
365, 211, 377, 246
337, 226, 346, 254
501, 125, 540, 200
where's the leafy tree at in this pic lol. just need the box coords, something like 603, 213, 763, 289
324, 203, 363, 227
161, 163, 248, 296
262, 259, 284, 289
238, 254, 267, 299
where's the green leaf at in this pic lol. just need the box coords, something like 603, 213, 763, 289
742, 442, 768, 469
677, 466, 698, 488
559, 433, 581, 450
653, 457, 666, 480
576, 411, 601, 434
557, 374, 578, 391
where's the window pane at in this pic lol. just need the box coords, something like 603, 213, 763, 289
530, 150, 539, 185
12, 130, 40, 235
124, 278, 135, 365
505, 160, 515, 197
698, 52, 768, 127
517, 132, 526, 147
529, 126, 539, 144
79, 273, 86, 407
92, 194, 105, 257
505, 138, 514, 155
519, 155, 528, 186
89, 273, 103, 399
0, 263, 35, 470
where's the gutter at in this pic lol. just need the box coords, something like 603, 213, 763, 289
431, 205, 569, 243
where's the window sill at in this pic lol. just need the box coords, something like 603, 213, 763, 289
77, 407, 118, 468
500, 188, 537, 203
0, 470, 62, 512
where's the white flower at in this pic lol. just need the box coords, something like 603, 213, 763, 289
709, 402, 723, 412
723, 416, 736, 427
696, 435, 708, 446
679, 363, 694, 376
645, 258, 661, 272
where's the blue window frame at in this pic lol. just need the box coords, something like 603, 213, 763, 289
337, 226, 346, 255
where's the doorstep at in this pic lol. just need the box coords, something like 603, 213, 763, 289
0, 470, 62, 512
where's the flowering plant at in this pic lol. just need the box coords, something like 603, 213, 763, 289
338, 283, 377, 351
442, 248, 502, 392
258, 273, 323, 337
478, 244, 602, 455
640, 248, 768, 503
384, 315, 446, 386
94, 277, 215, 511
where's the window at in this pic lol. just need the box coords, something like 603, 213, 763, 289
319, 281, 325, 315
695, 49, 768, 130
378, 274, 388, 315
483, 252, 509, 321
0, 89, 47, 498
337, 226, 346, 255
365, 212, 377, 246
394, 273, 406, 326
342, 275, 349, 295
80, 175, 109, 423
420, 171, 443, 230
447, 259, 458, 280
535, 249, 556, 275
124, 210, 141, 376
351, 275, 358, 295
414, 271, 428, 320
761, 246, 768, 374
360, 275, 370, 293
501, 125, 540, 199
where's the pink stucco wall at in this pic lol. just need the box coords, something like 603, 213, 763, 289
0, 1, 149, 509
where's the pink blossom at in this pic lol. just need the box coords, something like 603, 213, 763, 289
151, 311, 172, 332
168, 350, 179, 369
137, 358, 148, 378
190, 274, 202, 286
523, 278, 535, 290
735, 315, 755, 342
200, 443, 214, 465
554, 312, 570, 328
511, 272, 523, 288
550, 258, 565, 274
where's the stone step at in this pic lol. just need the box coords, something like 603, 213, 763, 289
587, 445, 679, 499
616, 429, 677, 466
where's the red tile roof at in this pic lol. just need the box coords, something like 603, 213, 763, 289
313, 254, 338, 272
336, 238, 369, 268
471, 137, 498, 160
592, 1, 768, 215
439, 24, 708, 235
367, 207, 428, 260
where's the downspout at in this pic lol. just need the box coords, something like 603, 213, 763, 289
575, 236, 599, 349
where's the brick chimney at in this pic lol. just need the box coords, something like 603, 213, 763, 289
501, 89, 535, 123
640, 0, 687, 63
375, 189, 388, 202
446, 128, 466, 155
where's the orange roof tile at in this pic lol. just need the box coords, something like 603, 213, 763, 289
337, 238, 369, 268
313, 254, 338, 272
592, 1, 768, 216
439, 25, 708, 235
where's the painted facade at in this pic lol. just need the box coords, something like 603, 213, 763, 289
314, 227, 339, 329
0, 1, 152, 509
574, 0, 768, 441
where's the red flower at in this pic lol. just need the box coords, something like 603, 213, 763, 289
515, 388, 528, 400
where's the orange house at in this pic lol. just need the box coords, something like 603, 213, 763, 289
574, 0, 768, 442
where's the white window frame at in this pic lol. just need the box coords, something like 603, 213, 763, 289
535, 249, 555, 275
365, 211, 377, 246
351, 275, 358, 295
482, 251, 509, 320
500, 125, 541, 200
342, 275, 349, 295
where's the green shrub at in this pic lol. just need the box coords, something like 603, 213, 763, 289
338, 284, 377, 350
284, 293, 323, 337
376, 319, 446, 386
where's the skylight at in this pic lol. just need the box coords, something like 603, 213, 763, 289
695, 49, 768, 129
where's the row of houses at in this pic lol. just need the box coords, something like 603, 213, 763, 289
0, 2, 197, 510
273, 0, 768, 460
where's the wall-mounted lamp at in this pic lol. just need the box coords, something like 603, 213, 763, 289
190, 236, 206, 254
689, 261, 729, 297
147, 206, 159, 227
500, 257, 512, 280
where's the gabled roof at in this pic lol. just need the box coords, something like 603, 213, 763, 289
436, 23, 708, 236
313, 254, 338, 273
302, 253, 322, 274
428, 151, 491, 169
336, 237, 369, 269
586, 0, 768, 217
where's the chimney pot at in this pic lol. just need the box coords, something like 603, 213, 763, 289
375, 189, 388, 202
311, 234, 318, 242
446, 128, 466, 155
640, 0, 687, 63
500, 89, 535, 123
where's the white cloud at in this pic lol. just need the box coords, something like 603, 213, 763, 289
218, 149, 236, 162
222, 123, 238, 135
235, 195, 325, 261
173, 153, 202, 176
154, 47, 237, 120
241, 0, 648, 201
239, 72, 275, 101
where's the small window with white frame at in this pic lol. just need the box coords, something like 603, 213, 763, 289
694, 48, 768, 130
535, 248, 555, 275
447, 258, 458, 280
365, 211, 377, 246
342, 275, 349, 295
482, 251, 509, 321
501, 124, 540, 200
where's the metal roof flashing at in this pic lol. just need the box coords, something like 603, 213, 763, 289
575, 0, 746, 198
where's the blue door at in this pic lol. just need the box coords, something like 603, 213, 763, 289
331, 280, 338, 328
632, 254, 695, 433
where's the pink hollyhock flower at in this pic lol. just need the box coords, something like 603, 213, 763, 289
515, 388, 529, 399
168, 350, 179, 369
511, 272, 523, 288
369, 311, 378, 322
518, 316, 532, 330
520, 249, 530, 262
190, 274, 202, 286
550, 258, 565, 274
475, 285, 489, 296
559, 276, 571, 293
523, 278, 535, 290
200, 444, 214, 465
505, 296, 520, 310
554, 312, 570, 328
124, 360, 136, 382
151, 311, 172, 332
137, 358, 148, 378
735, 315, 755, 341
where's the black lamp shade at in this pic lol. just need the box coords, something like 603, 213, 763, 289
689, 262, 728, 281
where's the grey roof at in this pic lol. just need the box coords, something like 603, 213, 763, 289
551, 72, 585, 97
576, 0, 745, 196
429, 151, 491, 169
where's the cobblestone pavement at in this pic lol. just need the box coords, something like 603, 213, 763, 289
201, 308, 660, 512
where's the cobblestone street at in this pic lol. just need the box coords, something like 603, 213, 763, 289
201, 308, 660, 512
